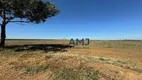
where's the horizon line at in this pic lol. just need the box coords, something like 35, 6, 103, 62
5, 38, 142, 41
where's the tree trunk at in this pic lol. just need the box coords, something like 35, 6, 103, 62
0, 24, 6, 48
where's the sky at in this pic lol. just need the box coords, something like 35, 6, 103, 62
4, 0, 142, 40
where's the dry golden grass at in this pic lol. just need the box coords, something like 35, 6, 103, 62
0, 39, 142, 80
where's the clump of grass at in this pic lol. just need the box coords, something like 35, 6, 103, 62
131, 68, 142, 73
44, 55, 53, 59
117, 60, 128, 64
98, 57, 110, 61
0, 49, 22, 56
24, 64, 48, 75
54, 65, 100, 80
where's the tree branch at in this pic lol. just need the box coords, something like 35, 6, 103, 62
9, 21, 31, 23
6, 17, 14, 24
0, 12, 3, 19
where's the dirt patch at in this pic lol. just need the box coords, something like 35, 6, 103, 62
87, 62, 142, 80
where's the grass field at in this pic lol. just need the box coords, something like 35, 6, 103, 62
0, 39, 142, 80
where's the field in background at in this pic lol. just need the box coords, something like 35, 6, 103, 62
0, 39, 142, 80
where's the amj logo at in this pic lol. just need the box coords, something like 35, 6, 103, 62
69, 38, 90, 46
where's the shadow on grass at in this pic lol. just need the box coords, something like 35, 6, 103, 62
5, 44, 74, 52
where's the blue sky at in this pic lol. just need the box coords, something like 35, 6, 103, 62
5, 0, 142, 40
